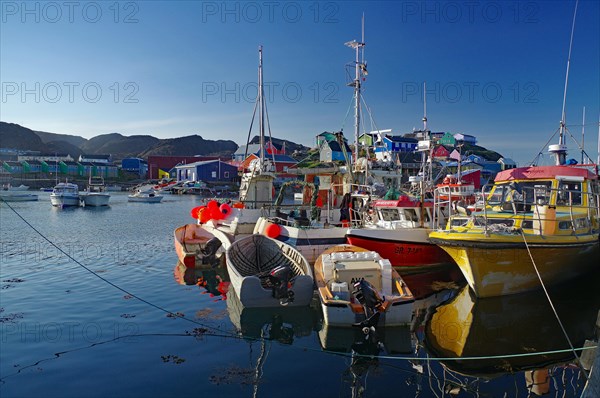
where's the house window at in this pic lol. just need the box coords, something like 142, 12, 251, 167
212, 171, 217, 178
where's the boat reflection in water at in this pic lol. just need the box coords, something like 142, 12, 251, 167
424, 270, 600, 395
173, 261, 230, 301
226, 289, 318, 342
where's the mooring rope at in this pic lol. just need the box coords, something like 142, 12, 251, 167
520, 229, 589, 380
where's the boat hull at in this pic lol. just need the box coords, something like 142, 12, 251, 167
50, 195, 80, 207
346, 228, 455, 271
0, 193, 38, 202
429, 232, 600, 298
80, 193, 110, 207
128, 195, 163, 203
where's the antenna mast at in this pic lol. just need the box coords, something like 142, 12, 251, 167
550, 0, 578, 165
345, 14, 367, 169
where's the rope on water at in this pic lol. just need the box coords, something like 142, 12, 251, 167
520, 229, 589, 380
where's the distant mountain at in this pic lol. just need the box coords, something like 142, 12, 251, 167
0, 122, 242, 160
139, 135, 238, 157
0, 122, 45, 150
35, 130, 87, 148
80, 133, 160, 158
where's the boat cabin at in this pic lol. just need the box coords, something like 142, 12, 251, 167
371, 196, 434, 229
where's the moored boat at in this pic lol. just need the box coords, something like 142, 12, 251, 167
314, 244, 415, 329
80, 176, 110, 207
429, 164, 600, 298
0, 192, 38, 202
173, 223, 231, 269
50, 182, 80, 207
128, 189, 163, 203
346, 195, 455, 272
226, 234, 314, 308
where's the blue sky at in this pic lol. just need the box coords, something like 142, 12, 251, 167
1, 0, 599, 166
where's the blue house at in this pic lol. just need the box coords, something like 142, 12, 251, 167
175, 160, 238, 183
122, 158, 148, 177
373, 135, 418, 160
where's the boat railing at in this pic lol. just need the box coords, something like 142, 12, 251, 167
434, 181, 600, 237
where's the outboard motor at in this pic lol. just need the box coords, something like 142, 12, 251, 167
352, 279, 384, 334
200, 237, 223, 268
268, 265, 295, 305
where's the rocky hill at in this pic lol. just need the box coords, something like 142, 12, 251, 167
0, 122, 244, 160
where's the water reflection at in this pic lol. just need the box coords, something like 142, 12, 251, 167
424, 271, 600, 393
173, 261, 230, 300
226, 289, 318, 343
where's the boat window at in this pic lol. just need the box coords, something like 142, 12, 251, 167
403, 209, 419, 222
450, 218, 469, 227
488, 184, 508, 205
557, 181, 582, 206
379, 208, 400, 221
559, 221, 572, 230
522, 220, 533, 229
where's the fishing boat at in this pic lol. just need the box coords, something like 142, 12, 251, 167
429, 164, 600, 298
314, 245, 414, 329
50, 182, 80, 207
0, 192, 38, 202
80, 176, 110, 207
226, 234, 314, 308
128, 188, 163, 203
173, 223, 231, 269
254, 181, 372, 264
346, 194, 455, 272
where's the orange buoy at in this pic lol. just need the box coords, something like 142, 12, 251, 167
264, 223, 281, 238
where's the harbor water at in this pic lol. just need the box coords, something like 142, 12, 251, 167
1, 193, 598, 397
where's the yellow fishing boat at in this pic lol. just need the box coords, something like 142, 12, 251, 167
429, 164, 600, 298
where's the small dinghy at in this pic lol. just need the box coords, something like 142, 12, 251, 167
174, 223, 231, 269
314, 245, 415, 331
226, 234, 314, 308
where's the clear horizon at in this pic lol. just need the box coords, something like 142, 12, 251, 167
1, 1, 599, 166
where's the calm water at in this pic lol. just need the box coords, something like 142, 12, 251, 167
1, 192, 598, 397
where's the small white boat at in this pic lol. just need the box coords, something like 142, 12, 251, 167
4, 184, 30, 191
314, 245, 414, 329
50, 182, 80, 207
173, 223, 231, 269
0, 192, 38, 202
80, 176, 110, 207
128, 189, 163, 203
226, 234, 314, 308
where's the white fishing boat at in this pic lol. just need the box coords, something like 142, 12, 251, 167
226, 234, 314, 308
314, 245, 414, 329
80, 176, 110, 207
50, 182, 80, 207
0, 192, 38, 202
128, 188, 163, 203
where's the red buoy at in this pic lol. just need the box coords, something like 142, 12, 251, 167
264, 223, 281, 238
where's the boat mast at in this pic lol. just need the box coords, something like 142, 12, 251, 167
581, 106, 585, 164
345, 15, 366, 172
258, 45, 266, 169
550, 0, 578, 166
